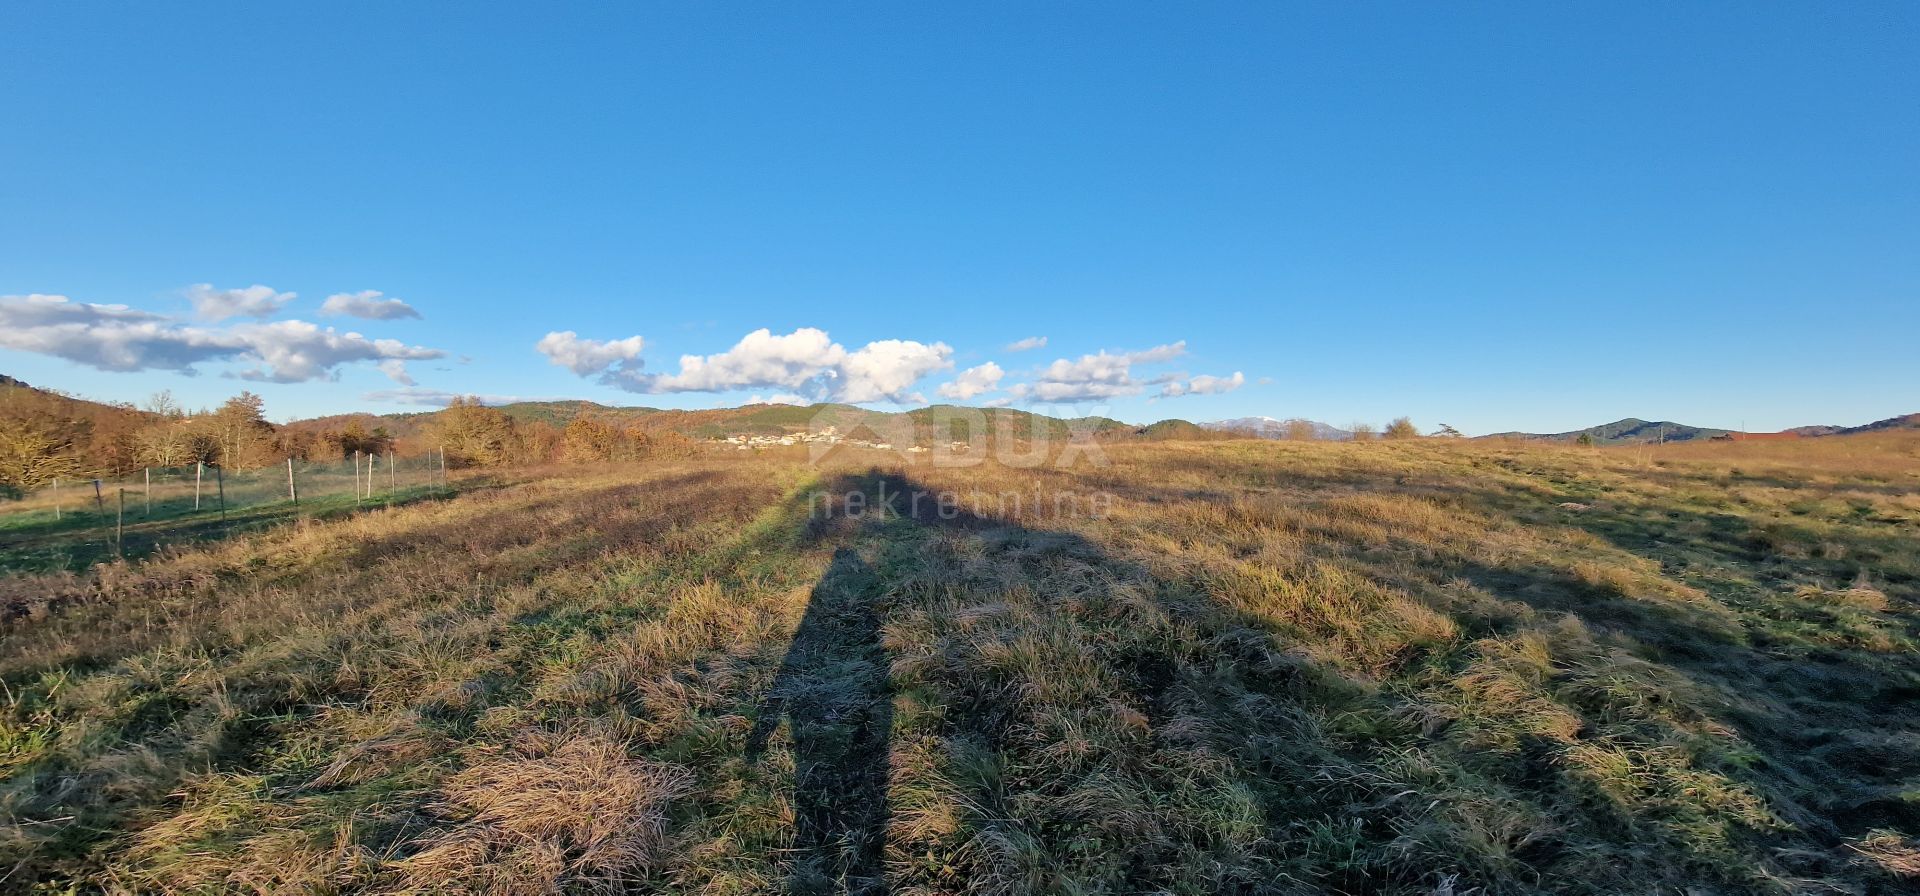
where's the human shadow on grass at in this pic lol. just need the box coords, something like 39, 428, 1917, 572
745, 467, 1920, 893
747, 545, 893, 896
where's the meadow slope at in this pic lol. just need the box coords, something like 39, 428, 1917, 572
2, 436, 1918, 894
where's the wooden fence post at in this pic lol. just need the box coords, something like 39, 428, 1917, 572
388, 449, 395, 496
92, 479, 105, 519
195, 462, 203, 510
53, 478, 60, 521
116, 488, 125, 559
288, 457, 299, 506
144, 467, 151, 517
215, 464, 226, 525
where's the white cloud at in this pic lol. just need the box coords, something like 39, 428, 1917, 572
623, 327, 842, 393
535, 331, 646, 376
0, 292, 444, 382
590, 326, 951, 405
937, 361, 1004, 400
0, 293, 166, 327
320, 290, 422, 320
227, 320, 446, 383
186, 283, 295, 320
747, 393, 809, 406
1159, 371, 1245, 398
377, 359, 416, 385
1003, 341, 1187, 402
1005, 336, 1048, 352
838, 339, 953, 403
363, 388, 521, 407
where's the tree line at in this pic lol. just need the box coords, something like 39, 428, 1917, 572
0, 385, 692, 496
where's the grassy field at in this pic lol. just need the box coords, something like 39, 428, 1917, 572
1, 435, 1917, 894
0, 464, 453, 573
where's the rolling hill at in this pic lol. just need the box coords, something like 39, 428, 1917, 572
1480, 417, 1733, 444
1202, 416, 1353, 440
290, 400, 1143, 446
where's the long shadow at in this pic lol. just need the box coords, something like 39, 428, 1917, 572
748, 545, 893, 896
740, 465, 1920, 893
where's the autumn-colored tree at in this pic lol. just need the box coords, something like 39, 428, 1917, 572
0, 407, 81, 495
516, 420, 562, 464
432, 398, 516, 467
563, 417, 619, 462
627, 427, 695, 460
1348, 422, 1376, 442
85, 411, 142, 476
134, 419, 194, 467
1284, 419, 1317, 441
0, 383, 91, 492
647, 430, 696, 459
328, 419, 394, 460
1383, 417, 1420, 440
128, 391, 189, 468
203, 392, 278, 469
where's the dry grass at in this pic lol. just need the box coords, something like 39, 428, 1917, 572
1, 435, 1916, 894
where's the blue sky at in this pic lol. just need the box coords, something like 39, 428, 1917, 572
2, 3, 1915, 432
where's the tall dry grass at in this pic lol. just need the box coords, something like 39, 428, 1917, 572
0, 435, 1914, 894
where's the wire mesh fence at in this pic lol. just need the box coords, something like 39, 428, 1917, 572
0, 450, 452, 571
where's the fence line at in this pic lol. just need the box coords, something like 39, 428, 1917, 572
2, 452, 457, 564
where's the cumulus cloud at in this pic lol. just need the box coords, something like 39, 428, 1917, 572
1005, 336, 1048, 352
1003, 341, 1187, 402
937, 362, 1004, 400
747, 393, 809, 406
227, 320, 445, 383
838, 339, 953, 403
536, 331, 646, 376
377, 359, 416, 385
186, 283, 295, 320
0, 292, 444, 382
363, 388, 521, 407
0, 293, 166, 327
320, 290, 422, 320
622, 327, 839, 393
1158, 371, 1245, 398
582, 327, 952, 405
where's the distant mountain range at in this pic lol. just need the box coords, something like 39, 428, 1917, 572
7, 371, 1917, 450
1479, 418, 1730, 444
290, 400, 1149, 444
299, 404, 1920, 447
1201, 416, 1353, 441
1481, 413, 1920, 444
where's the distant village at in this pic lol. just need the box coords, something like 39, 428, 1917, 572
715, 425, 966, 454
